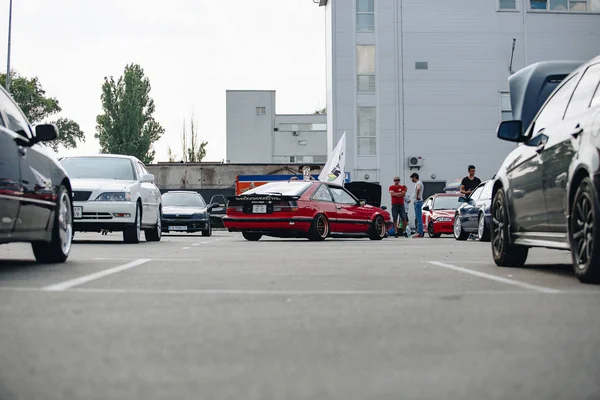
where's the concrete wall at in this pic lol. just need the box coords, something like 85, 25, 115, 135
146, 163, 324, 190
323, 0, 600, 218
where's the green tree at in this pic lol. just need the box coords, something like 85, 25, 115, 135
168, 117, 208, 163
95, 63, 164, 164
0, 71, 85, 151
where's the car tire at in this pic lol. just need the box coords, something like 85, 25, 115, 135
428, 222, 441, 238
491, 188, 529, 267
308, 214, 329, 241
453, 214, 469, 241
202, 221, 212, 237
368, 215, 386, 240
570, 177, 600, 283
478, 213, 490, 242
32, 185, 73, 263
242, 232, 262, 241
123, 203, 141, 244
145, 208, 162, 242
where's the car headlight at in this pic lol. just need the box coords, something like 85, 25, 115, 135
192, 213, 207, 219
95, 192, 132, 201
435, 217, 452, 222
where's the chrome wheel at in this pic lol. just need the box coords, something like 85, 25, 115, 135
478, 214, 485, 239
492, 199, 505, 256
59, 190, 73, 255
572, 191, 594, 269
135, 207, 141, 241
316, 215, 329, 238
453, 216, 462, 238
375, 216, 385, 237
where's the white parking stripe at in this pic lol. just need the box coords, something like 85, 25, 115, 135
428, 261, 563, 294
181, 247, 191, 250
43, 259, 151, 291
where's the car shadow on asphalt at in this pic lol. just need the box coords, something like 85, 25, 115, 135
511, 263, 574, 278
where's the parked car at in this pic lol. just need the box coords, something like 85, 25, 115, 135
453, 180, 492, 242
59, 155, 162, 243
492, 55, 600, 283
421, 193, 462, 238
161, 191, 218, 236
0, 85, 73, 263
223, 180, 392, 241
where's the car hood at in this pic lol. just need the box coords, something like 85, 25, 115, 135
71, 178, 137, 191
162, 206, 207, 215
432, 210, 455, 218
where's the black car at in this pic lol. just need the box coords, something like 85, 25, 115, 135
208, 194, 228, 228
0, 86, 73, 263
492, 54, 600, 283
161, 191, 219, 236
453, 180, 492, 242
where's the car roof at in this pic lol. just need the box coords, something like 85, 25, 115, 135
61, 154, 140, 161
431, 193, 462, 197
164, 191, 201, 195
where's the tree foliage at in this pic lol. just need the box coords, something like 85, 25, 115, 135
95, 64, 164, 164
0, 71, 85, 151
167, 117, 208, 163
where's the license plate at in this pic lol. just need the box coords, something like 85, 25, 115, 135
169, 226, 187, 231
73, 207, 82, 219
252, 204, 267, 213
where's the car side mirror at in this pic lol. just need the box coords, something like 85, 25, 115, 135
381, 206, 387, 211
359, 199, 366, 206
34, 124, 58, 143
422, 205, 430, 211
458, 197, 466, 203
497, 120, 527, 143
140, 173, 154, 183
209, 203, 220, 210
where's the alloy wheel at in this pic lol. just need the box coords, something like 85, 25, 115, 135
453, 216, 462, 238
316, 216, 329, 238
478, 214, 485, 239
59, 191, 73, 255
572, 191, 594, 269
492, 199, 505, 256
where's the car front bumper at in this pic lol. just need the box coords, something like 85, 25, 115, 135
161, 218, 209, 232
432, 220, 454, 234
72, 201, 138, 231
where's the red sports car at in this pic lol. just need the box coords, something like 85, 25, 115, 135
421, 193, 463, 238
223, 180, 392, 241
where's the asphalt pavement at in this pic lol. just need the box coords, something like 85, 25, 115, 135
0, 231, 599, 400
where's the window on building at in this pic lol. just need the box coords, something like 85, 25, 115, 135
530, 0, 598, 11
499, 0, 517, 9
357, 0, 374, 32
357, 107, 376, 155
500, 92, 513, 121
278, 123, 312, 132
311, 123, 327, 131
357, 46, 376, 93
256, 107, 266, 115
313, 155, 327, 163
298, 140, 307, 146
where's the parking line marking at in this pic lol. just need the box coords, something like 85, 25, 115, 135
182, 247, 191, 250
428, 261, 563, 294
192, 243, 200, 246
93, 258, 200, 262
42, 259, 152, 291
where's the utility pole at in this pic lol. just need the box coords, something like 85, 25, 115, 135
6, 0, 13, 92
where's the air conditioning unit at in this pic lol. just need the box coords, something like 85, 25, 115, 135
292, 131, 299, 136
407, 156, 424, 170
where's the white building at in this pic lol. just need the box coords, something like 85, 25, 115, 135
226, 90, 327, 164
319, 0, 600, 209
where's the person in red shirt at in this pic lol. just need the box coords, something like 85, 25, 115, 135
389, 176, 408, 238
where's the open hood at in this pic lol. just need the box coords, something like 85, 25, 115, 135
345, 182, 382, 207
508, 60, 583, 130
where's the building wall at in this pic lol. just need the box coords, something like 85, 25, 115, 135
226, 91, 327, 164
324, 0, 600, 215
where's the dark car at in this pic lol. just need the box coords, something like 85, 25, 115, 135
161, 191, 218, 236
0, 85, 73, 263
453, 180, 492, 242
492, 54, 600, 283
208, 194, 228, 228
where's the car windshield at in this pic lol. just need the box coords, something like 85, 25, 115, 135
61, 157, 136, 180
433, 196, 461, 210
162, 193, 206, 207
243, 181, 313, 196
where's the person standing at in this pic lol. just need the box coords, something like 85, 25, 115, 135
410, 173, 425, 238
389, 177, 408, 238
460, 165, 481, 196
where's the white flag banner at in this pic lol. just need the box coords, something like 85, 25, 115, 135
318, 132, 346, 186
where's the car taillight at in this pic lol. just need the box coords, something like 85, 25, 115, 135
273, 201, 298, 212
227, 206, 243, 213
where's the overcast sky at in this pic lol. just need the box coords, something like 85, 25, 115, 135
0, 0, 327, 162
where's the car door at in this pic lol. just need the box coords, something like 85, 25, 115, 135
542, 63, 600, 233
508, 73, 580, 234
136, 161, 157, 225
0, 89, 53, 235
0, 114, 21, 237
462, 185, 484, 231
328, 185, 370, 233
209, 194, 227, 215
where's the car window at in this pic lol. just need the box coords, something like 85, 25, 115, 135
243, 181, 313, 196
530, 73, 579, 135
312, 184, 334, 202
433, 196, 461, 210
137, 162, 149, 175
590, 79, 600, 108
162, 193, 206, 207
329, 186, 357, 205
0, 89, 32, 138
61, 157, 136, 180
481, 182, 493, 200
0, 112, 5, 127
469, 186, 484, 201
564, 64, 600, 119
210, 195, 227, 206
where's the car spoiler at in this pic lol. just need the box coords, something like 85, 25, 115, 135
508, 60, 584, 130
227, 194, 300, 202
